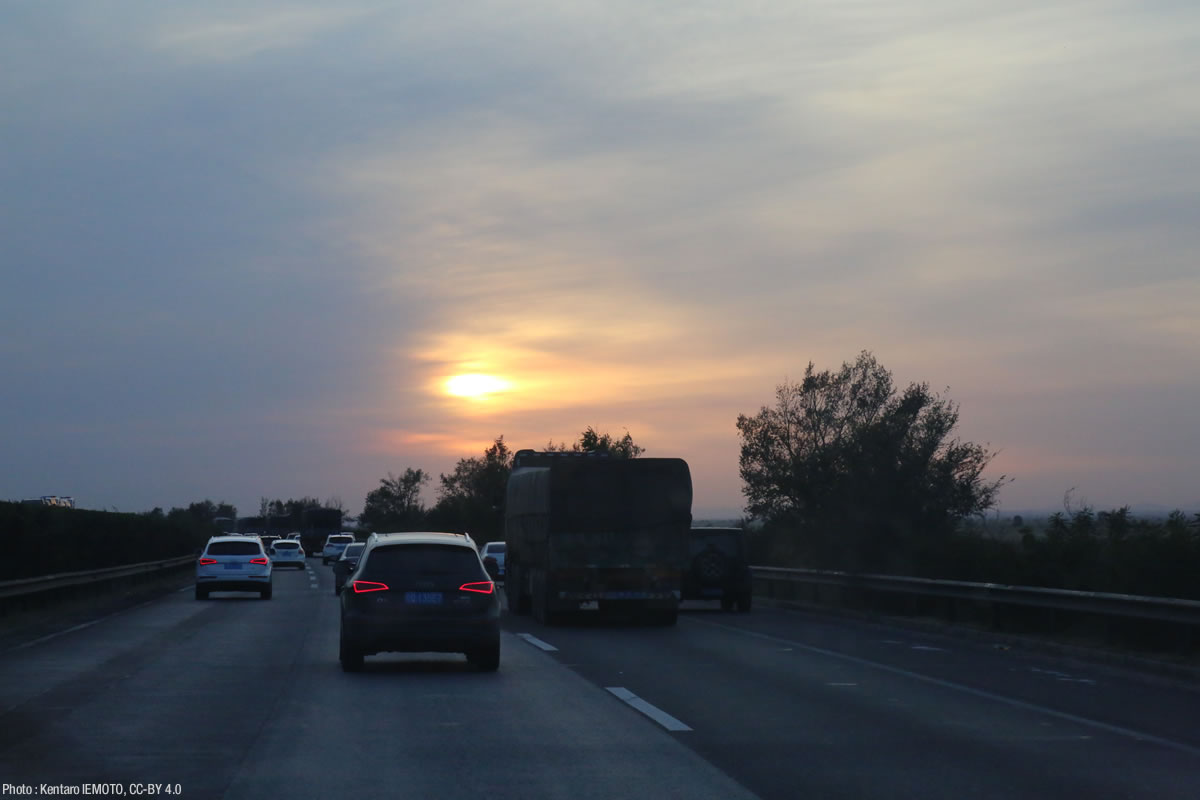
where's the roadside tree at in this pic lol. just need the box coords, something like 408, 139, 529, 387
361, 468, 431, 531
736, 350, 1007, 571
427, 437, 514, 542
545, 426, 645, 458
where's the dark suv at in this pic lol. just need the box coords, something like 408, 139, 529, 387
339, 532, 501, 672
682, 527, 752, 612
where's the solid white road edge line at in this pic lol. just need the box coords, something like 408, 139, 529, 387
516, 633, 559, 651
688, 616, 1200, 757
606, 687, 693, 732
8, 595, 161, 652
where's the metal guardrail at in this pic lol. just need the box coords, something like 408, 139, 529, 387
0, 555, 196, 601
751, 566, 1200, 626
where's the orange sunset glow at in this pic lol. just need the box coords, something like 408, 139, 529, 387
444, 374, 512, 399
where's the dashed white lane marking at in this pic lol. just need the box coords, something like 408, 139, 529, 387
517, 633, 559, 652
911, 645, 947, 652
689, 617, 1200, 757
606, 687, 693, 732
827, 682, 858, 687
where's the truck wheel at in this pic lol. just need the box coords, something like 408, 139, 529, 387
737, 594, 752, 613
720, 596, 734, 612
534, 588, 560, 626
505, 567, 528, 615
533, 590, 547, 624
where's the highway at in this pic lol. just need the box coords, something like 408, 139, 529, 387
1, 564, 1197, 799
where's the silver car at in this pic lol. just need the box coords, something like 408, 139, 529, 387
321, 533, 356, 565
196, 536, 272, 600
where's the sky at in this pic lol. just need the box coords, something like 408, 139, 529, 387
3, 1, 1198, 520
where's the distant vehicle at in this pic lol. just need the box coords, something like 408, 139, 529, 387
505, 450, 692, 625
269, 539, 306, 569
480, 541, 506, 579
301, 507, 344, 560
322, 533, 356, 564
260, 535, 281, 552
195, 536, 272, 600
332, 542, 366, 594
235, 516, 266, 536
682, 527, 752, 612
338, 532, 500, 672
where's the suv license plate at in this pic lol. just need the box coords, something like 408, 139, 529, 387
224, 563, 242, 570
404, 592, 443, 605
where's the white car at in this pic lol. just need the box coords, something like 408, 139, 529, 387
196, 536, 273, 600
480, 541, 505, 579
269, 539, 306, 569
321, 533, 356, 565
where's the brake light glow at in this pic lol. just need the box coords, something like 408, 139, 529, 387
198, 558, 218, 565
250, 557, 269, 565
352, 581, 389, 593
459, 581, 494, 594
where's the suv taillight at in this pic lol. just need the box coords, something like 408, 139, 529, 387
459, 581, 494, 594
198, 557, 218, 565
352, 580, 389, 593
250, 557, 269, 565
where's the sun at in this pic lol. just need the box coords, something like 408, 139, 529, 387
444, 373, 511, 399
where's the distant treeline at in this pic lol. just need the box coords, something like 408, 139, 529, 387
0, 501, 218, 581
749, 507, 1200, 601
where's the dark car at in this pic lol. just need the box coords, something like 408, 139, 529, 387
682, 527, 752, 612
332, 542, 366, 595
339, 532, 501, 672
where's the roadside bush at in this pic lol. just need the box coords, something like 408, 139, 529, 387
0, 502, 214, 581
751, 506, 1200, 601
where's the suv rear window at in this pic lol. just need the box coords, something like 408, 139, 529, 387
207, 541, 263, 556
484, 543, 506, 553
329, 535, 354, 544
273, 541, 299, 550
361, 544, 485, 582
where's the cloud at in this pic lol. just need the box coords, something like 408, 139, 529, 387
150, 5, 373, 64
3, 0, 1199, 515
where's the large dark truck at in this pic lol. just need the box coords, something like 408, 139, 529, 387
300, 507, 344, 558
504, 449, 692, 625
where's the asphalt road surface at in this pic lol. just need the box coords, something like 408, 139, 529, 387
1, 564, 1197, 799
